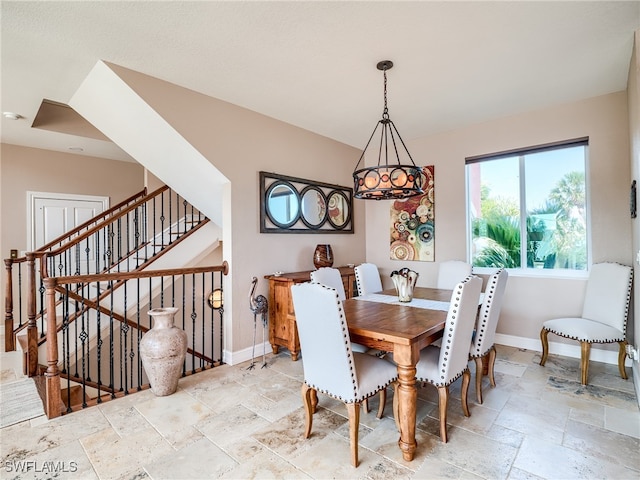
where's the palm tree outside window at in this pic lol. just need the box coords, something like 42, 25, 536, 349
466, 138, 588, 271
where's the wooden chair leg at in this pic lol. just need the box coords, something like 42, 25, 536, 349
301, 384, 315, 439
474, 356, 484, 404
540, 328, 549, 366
345, 402, 360, 467
310, 388, 318, 413
437, 386, 449, 443
461, 369, 470, 417
580, 341, 591, 385
377, 388, 386, 419
488, 346, 497, 387
363, 398, 369, 413
618, 341, 628, 380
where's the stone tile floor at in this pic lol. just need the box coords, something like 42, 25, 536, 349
1, 345, 639, 479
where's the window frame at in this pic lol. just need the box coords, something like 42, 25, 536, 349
465, 137, 591, 278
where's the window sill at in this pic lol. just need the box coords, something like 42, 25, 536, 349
472, 266, 589, 280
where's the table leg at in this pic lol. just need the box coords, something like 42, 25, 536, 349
393, 345, 419, 462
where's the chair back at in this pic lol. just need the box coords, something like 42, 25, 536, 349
310, 267, 346, 301
470, 269, 508, 357
437, 260, 472, 290
291, 282, 358, 399
437, 275, 482, 384
354, 263, 383, 296
581, 262, 633, 333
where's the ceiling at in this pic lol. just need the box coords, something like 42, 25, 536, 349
1, 1, 639, 163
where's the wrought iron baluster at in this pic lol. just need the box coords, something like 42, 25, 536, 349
96, 223, 101, 273
201, 273, 205, 369
209, 272, 216, 367
122, 281, 129, 394
219, 270, 224, 364
109, 280, 115, 398
84, 235, 90, 276
191, 273, 196, 374
96, 280, 103, 403
183, 197, 188, 235
160, 190, 165, 249
125, 211, 131, 269
79, 284, 88, 408
136, 277, 142, 391
117, 217, 122, 271
63, 287, 72, 413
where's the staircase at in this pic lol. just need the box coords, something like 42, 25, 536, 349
0, 334, 45, 428
4, 186, 228, 418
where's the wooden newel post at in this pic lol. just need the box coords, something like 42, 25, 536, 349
4, 258, 15, 352
25, 253, 38, 376
43, 277, 62, 419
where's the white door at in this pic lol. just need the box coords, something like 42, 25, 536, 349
28, 192, 109, 250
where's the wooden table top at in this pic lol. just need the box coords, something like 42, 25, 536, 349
343, 287, 453, 350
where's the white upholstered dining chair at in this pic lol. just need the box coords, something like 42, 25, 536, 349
291, 282, 398, 467
354, 263, 383, 296
437, 260, 472, 290
310, 267, 368, 355
539, 262, 633, 385
392, 275, 483, 443
469, 268, 508, 404
310, 267, 347, 300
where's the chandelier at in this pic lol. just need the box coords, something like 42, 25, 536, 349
353, 60, 424, 200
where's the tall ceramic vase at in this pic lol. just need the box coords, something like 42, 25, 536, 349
140, 307, 187, 396
313, 244, 334, 269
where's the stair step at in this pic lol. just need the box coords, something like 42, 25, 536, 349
61, 385, 85, 409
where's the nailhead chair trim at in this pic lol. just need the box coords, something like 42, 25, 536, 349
291, 282, 398, 467
539, 262, 633, 385
468, 269, 508, 403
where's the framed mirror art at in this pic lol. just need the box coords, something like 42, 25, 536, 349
259, 171, 353, 233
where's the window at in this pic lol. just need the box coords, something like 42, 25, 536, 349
466, 138, 588, 272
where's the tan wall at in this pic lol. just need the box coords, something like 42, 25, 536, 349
628, 30, 640, 393
0, 144, 144, 257
365, 92, 632, 346
103, 64, 366, 358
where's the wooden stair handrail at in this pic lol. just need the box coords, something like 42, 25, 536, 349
43, 261, 229, 285
41, 185, 172, 263
34, 188, 149, 255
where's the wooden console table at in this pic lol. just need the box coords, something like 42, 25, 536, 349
264, 266, 356, 360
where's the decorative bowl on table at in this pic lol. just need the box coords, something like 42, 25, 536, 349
273, 271, 284, 277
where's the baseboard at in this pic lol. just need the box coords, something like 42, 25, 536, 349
633, 364, 640, 409
224, 334, 634, 369
495, 333, 632, 367
223, 341, 271, 366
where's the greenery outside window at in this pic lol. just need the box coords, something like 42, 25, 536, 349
466, 138, 588, 272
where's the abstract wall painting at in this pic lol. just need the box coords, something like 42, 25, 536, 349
390, 166, 435, 262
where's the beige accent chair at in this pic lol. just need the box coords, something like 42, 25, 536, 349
354, 263, 383, 296
437, 260, 472, 290
291, 282, 398, 467
391, 275, 483, 442
539, 262, 633, 385
469, 269, 508, 404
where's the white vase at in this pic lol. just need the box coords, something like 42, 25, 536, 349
140, 307, 187, 396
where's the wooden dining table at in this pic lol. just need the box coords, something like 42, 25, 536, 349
342, 287, 453, 462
